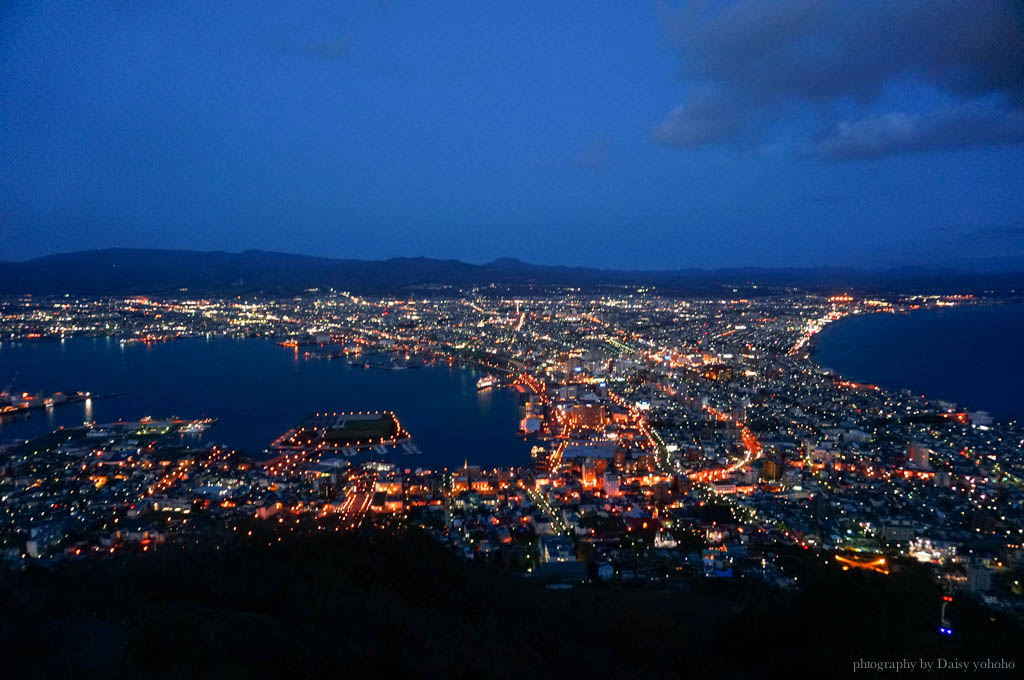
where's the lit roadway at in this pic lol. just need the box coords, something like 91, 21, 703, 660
525, 485, 571, 536
688, 405, 763, 483
606, 388, 670, 473
337, 475, 374, 530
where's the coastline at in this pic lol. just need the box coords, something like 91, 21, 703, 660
809, 302, 1024, 423
0, 336, 532, 467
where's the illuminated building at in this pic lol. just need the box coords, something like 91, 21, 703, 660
907, 441, 931, 470
761, 457, 784, 482
602, 472, 620, 497
521, 415, 542, 433
702, 364, 734, 381
571, 403, 606, 429
581, 458, 597, 488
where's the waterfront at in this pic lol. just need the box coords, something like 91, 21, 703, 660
0, 337, 531, 468
4, 290, 1024, 649
814, 304, 1024, 423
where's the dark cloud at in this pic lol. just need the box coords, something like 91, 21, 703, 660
653, 0, 1024, 158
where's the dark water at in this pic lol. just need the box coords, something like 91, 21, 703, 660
814, 304, 1024, 423
0, 337, 530, 468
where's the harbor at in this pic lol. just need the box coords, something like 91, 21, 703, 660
0, 389, 126, 420
0, 337, 533, 468
266, 411, 421, 467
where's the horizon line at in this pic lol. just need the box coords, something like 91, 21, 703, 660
7, 246, 1024, 275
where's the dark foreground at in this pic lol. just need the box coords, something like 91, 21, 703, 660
3, 524, 1019, 679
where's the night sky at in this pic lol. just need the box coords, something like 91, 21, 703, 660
2, 1, 1022, 269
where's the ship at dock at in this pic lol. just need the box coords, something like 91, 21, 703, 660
476, 375, 497, 390
0, 390, 98, 419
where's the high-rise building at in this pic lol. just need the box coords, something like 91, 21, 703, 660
581, 458, 598, 489
761, 457, 784, 482
603, 472, 620, 497
908, 441, 931, 470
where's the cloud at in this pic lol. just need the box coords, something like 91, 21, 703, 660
653, 0, 1024, 158
651, 85, 750, 147
811, 105, 1024, 160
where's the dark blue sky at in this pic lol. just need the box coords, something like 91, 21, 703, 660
2, 1, 1023, 269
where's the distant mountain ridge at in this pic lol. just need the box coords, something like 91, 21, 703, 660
1, 248, 1022, 296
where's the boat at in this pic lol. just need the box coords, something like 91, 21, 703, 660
179, 419, 215, 434
477, 375, 497, 390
